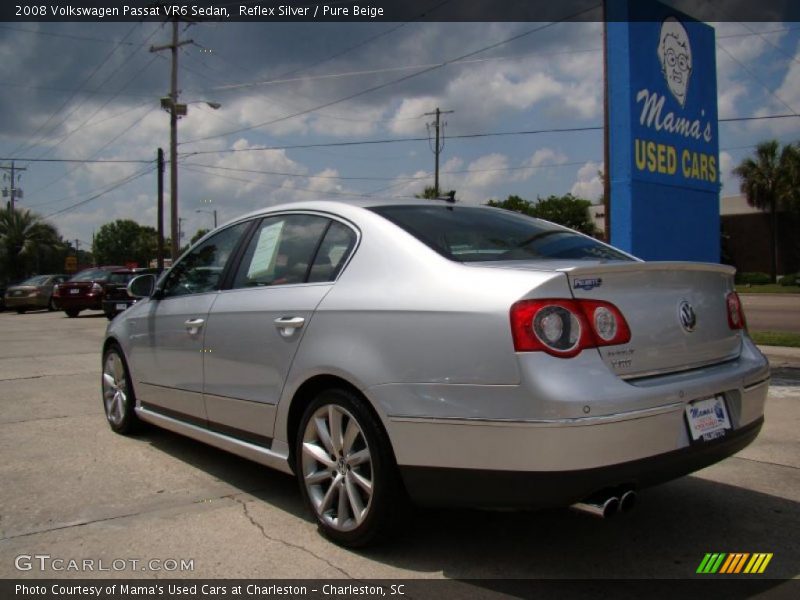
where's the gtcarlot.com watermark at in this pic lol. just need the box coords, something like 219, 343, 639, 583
15, 554, 194, 573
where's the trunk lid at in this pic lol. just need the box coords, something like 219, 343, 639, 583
58, 281, 95, 298
563, 261, 741, 378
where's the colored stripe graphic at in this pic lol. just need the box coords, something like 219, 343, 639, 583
698, 553, 773, 574
744, 553, 774, 574
720, 553, 749, 574
697, 553, 726, 574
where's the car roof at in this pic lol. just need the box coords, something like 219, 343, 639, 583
228, 198, 461, 226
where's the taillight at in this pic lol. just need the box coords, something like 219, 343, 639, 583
510, 299, 631, 358
52, 284, 61, 297
726, 291, 746, 330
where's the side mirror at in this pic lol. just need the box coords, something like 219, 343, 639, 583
127, 274, 157, 299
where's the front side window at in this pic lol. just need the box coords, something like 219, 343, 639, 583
162, 221, 249, 297
371, 205, 632, 262
232, 214, 330, 288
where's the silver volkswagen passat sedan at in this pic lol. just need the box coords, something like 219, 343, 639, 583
102, 199, 769, 547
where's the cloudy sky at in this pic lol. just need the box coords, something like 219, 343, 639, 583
1, 16, 799, 247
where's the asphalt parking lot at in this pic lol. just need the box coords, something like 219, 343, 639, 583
0, 310, 798, 586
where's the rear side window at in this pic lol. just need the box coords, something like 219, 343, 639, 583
308, 221, 357, 283
371, 205, 631, 262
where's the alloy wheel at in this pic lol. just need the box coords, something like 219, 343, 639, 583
102, 352, 127, 427
301, 404, 374, 532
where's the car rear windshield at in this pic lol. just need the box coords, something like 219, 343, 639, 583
69, 268, 111, 282
371, 205, 632, 262
21, 275, 50, 285
108, 272, 135, 284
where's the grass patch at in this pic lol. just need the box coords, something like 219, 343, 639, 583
736, 284, 800, 294
750, 331, 800, 348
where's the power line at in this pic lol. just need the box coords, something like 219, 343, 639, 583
26, 27, 165, 164
179, 157, 590, 183
0, 157, 153, 164
9, 22, 145, 159
42, 166, 156, 218
181, 3, 603, 146
181, 163, 418, 200
29, 105, 160, 199
716, 42, 800, 117
182, 113, 800, 157
0, 24, 149, 46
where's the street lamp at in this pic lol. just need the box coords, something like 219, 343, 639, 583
196, 208, 218, 228
158, 98, 221, 260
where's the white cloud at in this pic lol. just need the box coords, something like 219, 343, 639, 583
570, 161, 604, 201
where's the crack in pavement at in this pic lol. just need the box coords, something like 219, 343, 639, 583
1, 413, 99, 426
0, 371, 97, 382
234, 497, 356, 579
732, 455, 799, 471
0, 489, 269, 542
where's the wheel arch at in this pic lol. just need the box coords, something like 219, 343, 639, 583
284, 374, 397, 472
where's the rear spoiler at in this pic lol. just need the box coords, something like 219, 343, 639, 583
558, 261, 735, 277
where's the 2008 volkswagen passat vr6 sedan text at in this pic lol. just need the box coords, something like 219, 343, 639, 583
102, 199, 769, 547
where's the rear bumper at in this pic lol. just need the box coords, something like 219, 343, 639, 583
54, 296, 102, 310
102, 298, 135, 314
379, 340, 769, 508
4, 295, 48, 309
399, 417, 763, 508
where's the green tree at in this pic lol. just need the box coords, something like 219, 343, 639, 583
0, 207, 63, 282
488, 193, 597, 235
93, 219, 158, 268
732, 140, 800, 282
415, 186, 440, 199
190, 228, 209, 245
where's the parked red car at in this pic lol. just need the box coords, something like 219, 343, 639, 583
53, 266, 125, 318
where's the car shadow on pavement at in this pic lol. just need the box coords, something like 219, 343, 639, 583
363, 476, 799, 583
137, 424, 798, 583
137, 426, 310, 520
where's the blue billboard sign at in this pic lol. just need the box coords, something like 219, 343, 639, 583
607, 0, 720, 262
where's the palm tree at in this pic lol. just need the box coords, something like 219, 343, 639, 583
732, 140, 800, 283
0, 207, 63, 282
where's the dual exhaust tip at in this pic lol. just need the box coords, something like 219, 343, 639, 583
571, 489, 637, 518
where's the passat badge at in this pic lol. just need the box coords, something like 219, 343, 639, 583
573, 277, 602, 291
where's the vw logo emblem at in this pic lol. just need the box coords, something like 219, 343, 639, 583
678, 300, 697, 332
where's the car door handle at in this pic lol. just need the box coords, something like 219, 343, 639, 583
274, 316, 305, 337
184, 318, 205, 335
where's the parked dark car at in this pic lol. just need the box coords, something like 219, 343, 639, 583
102, 268, 161, 320
4, 274, 70, 313
53, 266, 125, 318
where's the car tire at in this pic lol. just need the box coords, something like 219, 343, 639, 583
101, 344, 142, 435
16, 308, 25, 314
104, 309, 116, 321
65, 309, 80, 318
48, 297, 57, 311
295, 388, 404, 548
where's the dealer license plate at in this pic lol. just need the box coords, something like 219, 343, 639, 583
685, 395, 731, 442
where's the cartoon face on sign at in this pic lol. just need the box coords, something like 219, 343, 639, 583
658, 17, 692, 107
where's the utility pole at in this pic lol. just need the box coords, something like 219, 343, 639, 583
157, 148, 165, 271
1, 162, 26, 211
151, 20, 192, 261
424, 107, 454, 196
